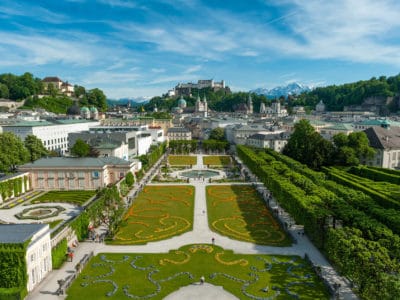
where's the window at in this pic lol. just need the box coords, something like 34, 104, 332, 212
79, 179, 85, 188
47, 171, 54, 178
48, 179, 54, 188
78, 171, 84, 179
92, 171, 99, 179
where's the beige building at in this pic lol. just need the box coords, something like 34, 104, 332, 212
167, 127, 192, 141
364, 126, 400, 169
19, 157, 136, 190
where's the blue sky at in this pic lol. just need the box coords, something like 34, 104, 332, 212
1, 0, 400, 99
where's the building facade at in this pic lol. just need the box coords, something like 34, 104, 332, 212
167, 127, 192, 141
2, 119, 100, 155
19, 157, 136, 190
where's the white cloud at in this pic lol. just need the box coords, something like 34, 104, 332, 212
97, 0, 137, 8
81, 70, 141, 85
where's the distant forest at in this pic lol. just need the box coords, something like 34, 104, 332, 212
291, 74, 400, 112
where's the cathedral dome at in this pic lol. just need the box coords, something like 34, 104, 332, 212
177, 96, 187, 108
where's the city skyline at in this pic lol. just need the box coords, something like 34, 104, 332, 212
1, 0, 400, 99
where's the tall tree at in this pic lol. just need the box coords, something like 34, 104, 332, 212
24, 135, 49, 162
333, 132, 375, 165
283, 119, 333, 169
71, 139, 90, 157
87, 88, 107, 111
209, 127, 225, 141
0, 132, 29, 172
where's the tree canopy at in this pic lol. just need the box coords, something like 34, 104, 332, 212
24, 135, 49, 162
0, 132, 29, 172
71, 139, 90, 157
283, 119, 334, 169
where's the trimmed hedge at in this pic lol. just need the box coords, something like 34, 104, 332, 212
51, 238, 67, 269
349, 165, 400, 185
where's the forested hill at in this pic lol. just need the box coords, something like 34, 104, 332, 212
0, 72, 107, 113
292, 74, 400, 112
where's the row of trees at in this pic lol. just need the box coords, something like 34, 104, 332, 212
283, 119, 375, 169
237, 145, 400, 299
0, 132, 48, 173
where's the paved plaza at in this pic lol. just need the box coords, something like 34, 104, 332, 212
26, 154, 358, 300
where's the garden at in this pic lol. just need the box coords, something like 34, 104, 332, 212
167, 155, 197, 166
206, 185, 291, 246
111, 186, 195, 245
67, 244, 329, 300
203, 155, 232, 166
30, 190, 96, 205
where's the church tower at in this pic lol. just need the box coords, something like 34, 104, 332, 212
248, 94, 253, 114
203, 94, 208, 117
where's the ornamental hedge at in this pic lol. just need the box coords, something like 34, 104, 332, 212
51, 238, 67, 269
237, 145, 400, 299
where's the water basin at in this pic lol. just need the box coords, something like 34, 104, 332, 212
180, 170, 220, 178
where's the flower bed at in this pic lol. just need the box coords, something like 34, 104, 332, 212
110, 186, 195, 245
31, 190, 96, 205
15, 205, 65, 220
67, 244, 329, 299
167, 156, 197, 166
206, 185, 291, 246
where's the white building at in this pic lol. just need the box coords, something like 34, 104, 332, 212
2, 119, 100, 155
0, 224, 52, 292
246, 132, 290, 152
364, 126, 400, 169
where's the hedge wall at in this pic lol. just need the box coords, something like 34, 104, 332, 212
51, 238, 67, 269
0, 243, 28, 300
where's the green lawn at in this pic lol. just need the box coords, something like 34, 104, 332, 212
206, 185, 292, 246
168, 155, 197, 166
47, 219, 63, 229
110, 185, 195, 245
67, 244, 329, 300
31, 190, 96, 205
203, 155, 232, 166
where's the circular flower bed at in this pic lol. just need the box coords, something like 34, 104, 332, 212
15, 205, 65, 220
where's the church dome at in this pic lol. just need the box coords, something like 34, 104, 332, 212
177, 96, 187, 108
81, 106, 90, 113
90, 106, 98, 112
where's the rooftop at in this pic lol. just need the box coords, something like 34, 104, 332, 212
20, 156, 131, 168
0, 224, 47, 244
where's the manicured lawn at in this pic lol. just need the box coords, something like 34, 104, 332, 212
111, 185, 195, 245
206, 185, 292, 246
203, 155, 232, 166
168, 155, 197, 166
31, 190, 96, 205
67, 244, 329, 300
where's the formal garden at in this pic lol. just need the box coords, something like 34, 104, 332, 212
67, 244, 329, 300
203, 155, 232, 166
206, 185, 291, 246
167, 155, 197, 166
110, 185, 195, 245
30, 190, 96, 205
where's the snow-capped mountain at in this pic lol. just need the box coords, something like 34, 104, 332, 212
107, 96, 150, 106
251, 82, 313, 98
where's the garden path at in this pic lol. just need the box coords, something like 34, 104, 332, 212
27, 153, 357, 300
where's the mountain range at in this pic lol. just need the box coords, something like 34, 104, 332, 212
251, 82, 313, 98
107, 96, 150, 106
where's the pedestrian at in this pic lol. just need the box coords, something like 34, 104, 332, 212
211, 237, 215, 244
202, 210, 205, 214
200, 276, 205, 284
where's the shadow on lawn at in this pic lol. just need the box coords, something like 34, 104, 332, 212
228, 184, 292, 246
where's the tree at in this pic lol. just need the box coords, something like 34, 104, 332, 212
125, 171, 134, 187
47, 83, 58, 97
332, 132, 375, 166
71, 139, 90, 157
101, 186, 123, 235
24, 135, 49, 162
0, 83, 9, 99
209, 127, 225, 141
74, 85, 86, 98
87, 88, 107, 111
0, 132, 29, 172
283, 119, 333, 169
